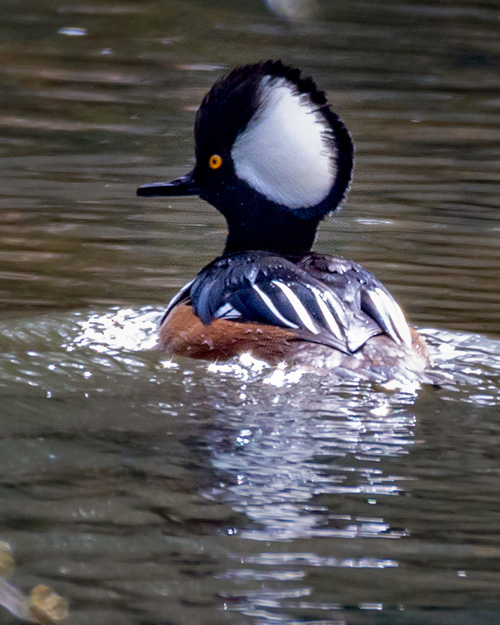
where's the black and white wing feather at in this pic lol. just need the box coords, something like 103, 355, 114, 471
160, 279, 194, 325
297, 253, 413, 350
162, 251, 413, 355
190, 253, 352, 352
360, 284, 412, 347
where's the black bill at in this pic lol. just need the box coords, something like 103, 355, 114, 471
137, 172, 199, 197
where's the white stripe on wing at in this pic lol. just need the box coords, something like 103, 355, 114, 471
310, 287, 344, 340
369, 287, 412, 347
271, 281, 320, 335
252, 284, 300, 329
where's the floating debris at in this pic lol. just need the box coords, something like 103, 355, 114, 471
0, 542, 13, 579
28, 586, 68, 625
0, 542, 68, 624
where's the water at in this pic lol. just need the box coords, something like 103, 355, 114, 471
0, 0, 500, 623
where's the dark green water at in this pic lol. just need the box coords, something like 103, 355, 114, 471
0, 1, 500, 623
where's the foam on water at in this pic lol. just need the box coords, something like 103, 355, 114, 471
4, 306, 495, 405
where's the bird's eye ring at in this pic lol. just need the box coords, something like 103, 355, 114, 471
209, 154, 223, 170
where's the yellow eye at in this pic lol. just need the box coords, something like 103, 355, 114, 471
208, 154, 223, 170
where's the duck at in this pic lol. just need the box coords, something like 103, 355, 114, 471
138, 60, 431, 382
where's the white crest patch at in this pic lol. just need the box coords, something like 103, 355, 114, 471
231, 76, 336, 209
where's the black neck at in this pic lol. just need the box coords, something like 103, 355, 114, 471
223, 209, 318, 255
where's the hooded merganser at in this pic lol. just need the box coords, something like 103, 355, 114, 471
138, 60, 430, 382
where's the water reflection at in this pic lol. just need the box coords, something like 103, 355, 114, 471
205, 396, 416, 542
1, 308, 500, 622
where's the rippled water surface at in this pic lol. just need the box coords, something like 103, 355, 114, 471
0, 0, 500, 623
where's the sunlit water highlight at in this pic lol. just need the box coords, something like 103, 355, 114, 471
69, 307, 500, 401
1, 307, 500, 624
